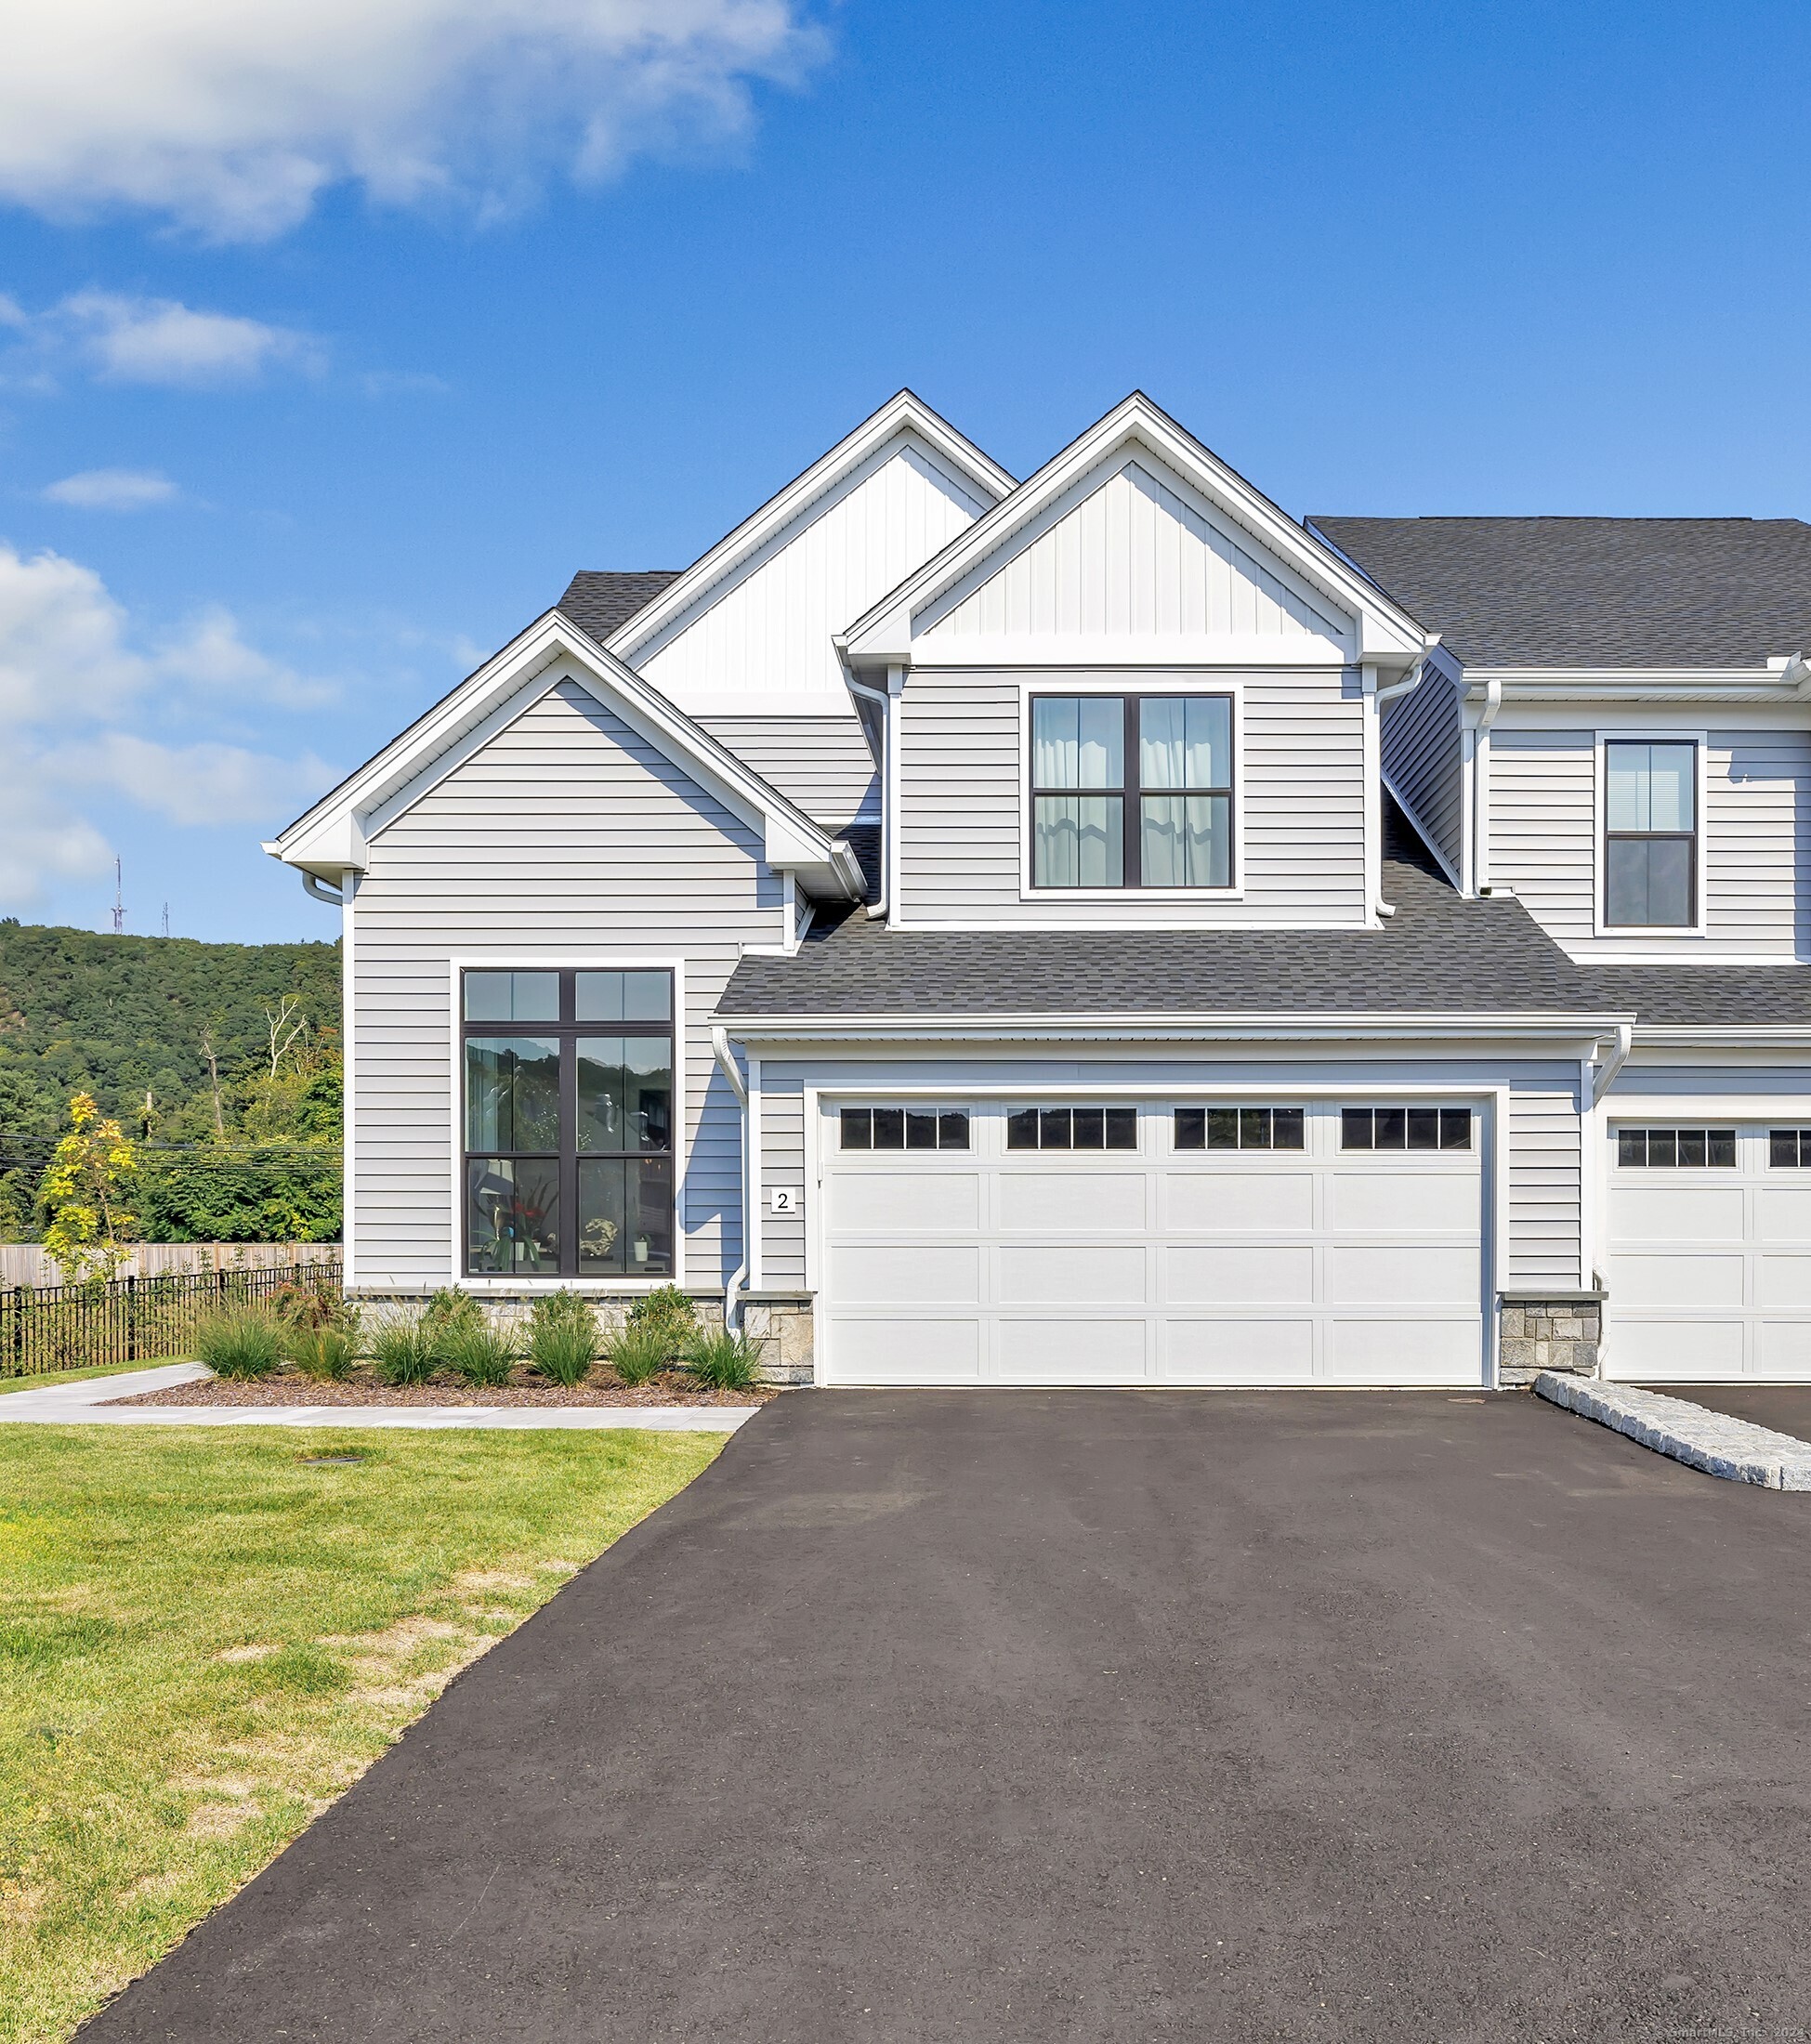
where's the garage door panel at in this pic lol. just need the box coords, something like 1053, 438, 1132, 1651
1756, 1256, 1811, 1308
1756, 1187, 1811, 1243
1617, 1317, 1746, 1379
1165, 1172, 1314, 1233
999, 1171, 1145, 1233
829, 1243, 981, 1305
997, 1318, 1147, 1380
1756, 1321, 1811, 1375
1614, 1185, 1745, 1242
1326, 1317, 1481, 1382
1162, 1318, 1316, 1382
999, 1244, 1147, 1305
1616, 1251, 1745, 1309
1328, 1242, 1478, 1307
1166, 1244, 1315, 1305
835, 1172, 982, 1234
1330, 1172, 1479, 1235
828, 1317, 982, 1382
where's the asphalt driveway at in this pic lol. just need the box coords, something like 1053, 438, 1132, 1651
85, 1390, 1811, 2042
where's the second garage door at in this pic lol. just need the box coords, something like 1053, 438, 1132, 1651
819, 1097, 1486, 1386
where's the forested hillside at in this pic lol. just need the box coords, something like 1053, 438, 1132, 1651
0, 920, 342, 1244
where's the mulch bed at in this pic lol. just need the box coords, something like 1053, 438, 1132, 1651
106, 1365, 777, 1410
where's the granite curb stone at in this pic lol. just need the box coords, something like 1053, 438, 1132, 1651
1534, 1371, 1811, 1489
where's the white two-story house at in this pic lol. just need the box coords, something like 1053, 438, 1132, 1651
270, 391, 1811, 1389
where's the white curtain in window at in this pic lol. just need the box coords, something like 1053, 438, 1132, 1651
1139, 794, 1229, 886
1139, 698, 1228, 791
1034, 795, 1122, 886
1033, 697, 1122, 789
1607, 741, 1694, 832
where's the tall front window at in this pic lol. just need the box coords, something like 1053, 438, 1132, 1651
463, 968, 675, 1279
1030, 694, 1233, 888
1605, 740, 1696, 927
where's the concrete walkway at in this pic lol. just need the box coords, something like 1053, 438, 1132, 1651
0, 1363, 756, 1431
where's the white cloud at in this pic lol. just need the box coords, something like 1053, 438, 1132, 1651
43, 467, 180, 511
0, 541, 339, 905
0, 0, 826, 241
59, 291, 317, 387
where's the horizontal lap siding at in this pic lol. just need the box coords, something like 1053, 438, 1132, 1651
1509, 1083, 1584, 1290
350, 680, 778, 1292
1381, 669, 1463, 875
757, 1080, 807, 1289
696, 714, 878, 829
1491, 727, 1809, 957
899, 668, 1367, 924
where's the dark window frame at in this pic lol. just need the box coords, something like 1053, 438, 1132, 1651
1340, 1107, 1473, 1153
1005, 1106, 1139, 1152
839, 1107, 970, 1152
1029, 692, 1235, 890
1175, 1107, 1306, 1151
461, 967, 676, 1280
1603, 739, 1699, 930
1772, 1129, 1811, 1168
1618, 1126, 1737, 1169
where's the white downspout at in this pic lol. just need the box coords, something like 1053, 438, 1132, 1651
711, 1027, 750, 1332
1592, 1022, 1634, 1106
1473, 678, 1504, 895
301, 871, 346, 907
841, 662, 890, 922
1368, 641, 1437, 920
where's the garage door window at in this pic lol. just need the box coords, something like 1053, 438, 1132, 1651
1342, 1107, 1471, 1151
1175, 1107, 1305, 1150
1770, 1129, 1811, 1166
840, 1107, 969, 1151
1006, 1107, 1138, 1151
1619, 1127, 1736, 1167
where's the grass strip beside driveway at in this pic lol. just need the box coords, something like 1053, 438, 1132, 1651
0, 1366, 177, 1398
0, 1424, 726, 2044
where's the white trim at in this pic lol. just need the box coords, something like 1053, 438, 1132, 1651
445, 954, 688, 1295
719, 1014, 1623, 1045
607, 392, 1015, 669
1013, 675, 1248, 903
842, 394, 1425, 673
1591, 727, 1710, 941
340, 874, 358, 1290
886, 665, 904, 925
748, 1052, 764, 1291
1469, 667, 1811, 706
908, 634, 1349, 669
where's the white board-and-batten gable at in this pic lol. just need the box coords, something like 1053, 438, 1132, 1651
840, 393, 1427, 676
266, 611, 863, 900
607, 390, 1014, 718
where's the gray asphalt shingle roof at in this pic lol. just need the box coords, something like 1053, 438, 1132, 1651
558, 570, 684, 642
1575, 967, 1811, 1029
1308, 517, 1811, 670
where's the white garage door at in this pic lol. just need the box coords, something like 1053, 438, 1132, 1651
819, 1099, 1486, 1387
1608, 1120, 1811, 1381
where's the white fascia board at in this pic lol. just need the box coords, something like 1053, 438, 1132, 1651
1633, 1025, 1811, 1052
1466, 667, 1811, 707
715, 1010, 1631, 1046
268, 610, 860, 898
841, 393, 1427, 673
604, 390, 1015, 667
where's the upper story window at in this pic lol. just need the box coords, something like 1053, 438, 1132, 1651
1605, 740, 1696, 928
463, 968, 675, 1280
1030, 694, 1233, 889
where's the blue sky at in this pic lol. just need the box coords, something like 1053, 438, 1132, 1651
1, 0, 1805, 940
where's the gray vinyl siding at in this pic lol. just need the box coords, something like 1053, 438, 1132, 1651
897, 667, 1369, 924
348, 678, 781, 1293
755, 1051, 1581, 1304
695, 714, 879, 831
1508, 1081, 1585, 1289
1490, 727, 1811, 957
756, 1080, 807, 1289
1381, 668, 1463, 877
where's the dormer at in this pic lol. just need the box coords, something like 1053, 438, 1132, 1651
841, 394, 1426, 929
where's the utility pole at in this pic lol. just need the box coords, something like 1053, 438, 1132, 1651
112, 858, 125, 935
161, 903, 170, 939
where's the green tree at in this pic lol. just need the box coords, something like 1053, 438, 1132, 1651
40, 1092, 139, 1283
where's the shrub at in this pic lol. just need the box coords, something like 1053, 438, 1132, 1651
419, 1287, 483, 1355
627, 1284, 696, 1343
367, 1315, 438, 1387
439, 1318, 519, 1389
269, 1275, 349, 1332
680, 1326, 764, 1393
528, 1291, 597, 1387
606, 1322, 670, 1387
284, 1324, 358, 1382
193, 1304, 285, 1381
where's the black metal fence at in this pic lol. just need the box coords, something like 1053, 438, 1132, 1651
0, 1262, 344, 1379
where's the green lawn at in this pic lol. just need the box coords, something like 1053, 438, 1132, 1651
0, 1424, 726, 2043
0, 1364, 173, 1397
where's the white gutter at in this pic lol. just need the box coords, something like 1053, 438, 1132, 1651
1471, 678, 1504, 896
710, 1027, 750, 1332
836, 640, 890, 922
715, 1011, 1634, 1046
1591, 1022, 1634, 1105
300, 872, 345, 908
1367, 638, 1440, 921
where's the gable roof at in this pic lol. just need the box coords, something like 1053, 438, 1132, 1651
841, 393, 1427, 673
1309, 516, 1811, 670
603, 390, 1015, 671
559, 570, 682, 641
266, 610, 863, 898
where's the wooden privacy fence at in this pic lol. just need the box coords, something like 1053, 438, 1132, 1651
0, 1262, 345, 1379
0, 1242, 342, 1287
